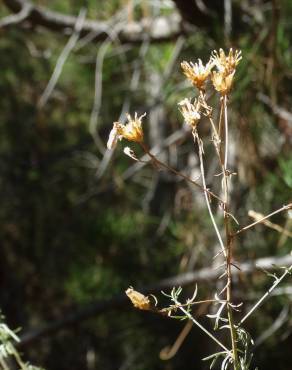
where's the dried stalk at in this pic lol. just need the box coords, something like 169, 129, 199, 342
207, 92, 239, 368
238, 264, 292, 327
193, 131, 227, 258
172, 298, 231, 355
140, 143, 223, 204
234, 203, 292, 237
221, 95, 240, 370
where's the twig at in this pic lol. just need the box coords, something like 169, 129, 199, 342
224, 0, 232, 41
238, 264, 292, 326
193, 131, 227, 257
173, 298, 231, 354
38, 8, 87, 108
2, 0, 184, 44
140, 143, 223, 204
233, 203, 292, 237
162, 299, 227, 313
160, 299, 211, 360
160, 321, 193, 360
248, 210, 292, 238
88, 38, 112, 153
0, 1, 32, 28
220, 94, 239, 369
257, 92, 292, 124
0, 357, 9, 370
76, 127, 191, 205
223, 95, 229, 170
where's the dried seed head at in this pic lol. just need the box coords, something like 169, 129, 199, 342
211, 48, 242, 75
210, 48, 242, 95
178, 98, 201, 127
226, 48, 242, 73
125, 287, 151, 310
120, 112, 145, 143
107, 113, 146, 150
211, 70, 236, 95
181, 59, 212, 90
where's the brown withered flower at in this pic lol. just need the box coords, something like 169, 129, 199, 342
181, 59, 213, 90
178, 98, 201, 127
211, 70, 236, 96
210, 48, 242, 95
119, 113, 145, 142
107, 112, 145, 150
211, 48, 242, 75
125, 287, 151, 311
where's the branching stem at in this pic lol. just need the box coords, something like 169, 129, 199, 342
173, 298, 231, 355
140, 143, 223, 204
194, 132, 227, 258
162, 298, 227, 313
221, 95, 239, 370
238, 264, 292, 326
207, 95, 240, 368
233, 203, 292, 237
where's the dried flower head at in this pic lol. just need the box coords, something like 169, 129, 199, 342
120, 113, 145, 142
107, 112, 145, 150
125, 287, 151, 310
211, 48, 242, 75
178, 98, 201, 127
211, 70, 236, 96
210, 48, 242, 95
181, 59, 212, 90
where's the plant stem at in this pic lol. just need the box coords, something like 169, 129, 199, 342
238, 264, 292, 326
207, 94, 239, 368
162, 298, 227, 312
225, 235, 239, 370
173, 298, 231, 355
140, 143, 223, 204
221, 95, 240, 370
0, 357, 9, 370
194, 133, 227, 258
223, 95, 229, 169
233, 203, 292, 237
196, 95, 240, 368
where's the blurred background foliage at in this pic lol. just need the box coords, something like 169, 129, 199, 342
0, 0, 291, 369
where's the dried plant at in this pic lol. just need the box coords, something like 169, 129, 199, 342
107, 48, 292, 370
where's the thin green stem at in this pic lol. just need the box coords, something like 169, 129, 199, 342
162, 298, 227, 312
173, 298, 231, 355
